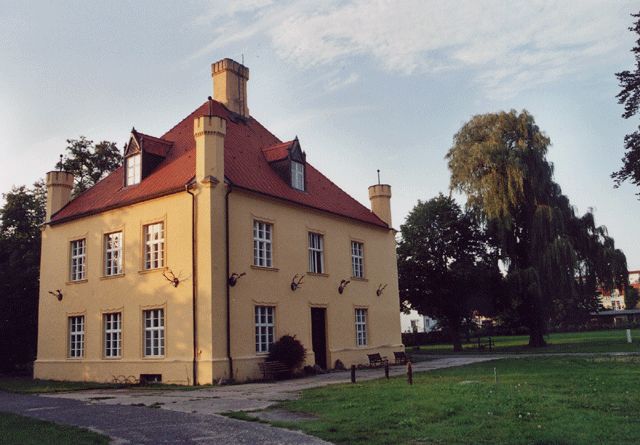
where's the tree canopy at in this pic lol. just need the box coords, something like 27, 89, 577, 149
56, 137, 122, 195
397, 194, 500, 351
447, 110, 627, 347
612, 11, 640, 194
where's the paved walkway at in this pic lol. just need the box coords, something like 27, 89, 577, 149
0, 356, 496, 444
43, 356, 495, 415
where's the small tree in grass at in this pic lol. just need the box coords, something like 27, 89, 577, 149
267, 335, 306, 372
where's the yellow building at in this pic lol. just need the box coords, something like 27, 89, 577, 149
35, 58, 403, 384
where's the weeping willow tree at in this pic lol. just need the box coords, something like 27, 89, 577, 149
447, 110, 628, 347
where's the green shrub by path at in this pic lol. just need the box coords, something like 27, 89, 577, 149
273, 357, 640, 445
0, 412, 109, 444
415, 328, 640, 355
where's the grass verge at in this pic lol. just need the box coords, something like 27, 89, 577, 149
414, 328, 640, 355
270, 356, 640, 445
0, 412, 109, 444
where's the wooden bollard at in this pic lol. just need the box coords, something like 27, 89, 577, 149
384, 361, 389, 379
351, 365, 356, 383
407, 361, 413, 385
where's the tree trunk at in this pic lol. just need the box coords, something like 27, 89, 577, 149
528, 325, 547, 347
450, 324, 463, 352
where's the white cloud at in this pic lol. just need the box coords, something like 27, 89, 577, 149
195, 0, 636, 98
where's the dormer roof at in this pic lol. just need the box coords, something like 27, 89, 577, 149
125, 128, 173, 158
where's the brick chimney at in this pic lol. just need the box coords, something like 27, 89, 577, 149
211, 58, 249, 117
368, 184, 392, 227
45, 171, 74, 221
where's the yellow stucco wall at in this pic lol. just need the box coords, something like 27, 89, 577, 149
35, 175, 403, 385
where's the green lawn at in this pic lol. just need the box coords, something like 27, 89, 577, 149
0, 412, 109, 444
414, 328, 640, 354
269, 356, 640, 445
0, 377, 124, 394
0, 376, 215, 394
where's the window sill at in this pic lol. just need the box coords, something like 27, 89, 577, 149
142, 356, 165, 360
351, 277, 368, 282
307, 272, 329, 278
102, 356, 122, 360
100, 274, 125, 281
66, 357, 84, 360
138, 267, 167, 275
66, 279, 88, 285
251, 265, 279, 272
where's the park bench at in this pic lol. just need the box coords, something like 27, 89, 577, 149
367, 353, 389, 368
258, 360, 289, 380
476, 336, 493, 351
393, 351, 409, 365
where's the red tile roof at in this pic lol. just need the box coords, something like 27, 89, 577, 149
51, 100, 388, 228
262, 140, 294, 162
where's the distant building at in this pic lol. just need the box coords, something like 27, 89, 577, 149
400, 310, 438, 333
598, 269, 640, 311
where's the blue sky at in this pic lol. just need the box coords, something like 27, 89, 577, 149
1, 0, 639, 267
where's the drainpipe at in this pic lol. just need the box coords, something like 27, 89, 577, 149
185, 184, 198, 386
225, 183, 234, 381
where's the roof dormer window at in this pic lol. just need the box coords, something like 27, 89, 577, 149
126, 154, 141, 186
291, 160, 305, 191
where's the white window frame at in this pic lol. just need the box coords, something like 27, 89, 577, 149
104, 232, 123, 276
143, 309, 165, 357
255, 306, 275, 354
104, 312, 122, 358
355, 308, 367, 346
308, 232, 324, 274
291, 161, 304, 191
126, 153, 141, 186
351, 241, 364, 278
144, 222, 164, 270
253, 221, 273, 268
68, 316, 85, 358
70, 238, 86, 281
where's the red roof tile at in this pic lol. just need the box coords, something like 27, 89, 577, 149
262, 140, 294, 162
51, 100, 388, 228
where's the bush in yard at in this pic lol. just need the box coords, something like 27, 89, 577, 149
267, 335, 306, 371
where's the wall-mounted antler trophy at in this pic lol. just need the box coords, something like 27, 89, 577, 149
338, 279, 351, 294
376, 283, 387, 296
291, 274, 305, 291
162, 269, 180, 287
48, 290, 63, 301
228, 272, 246, 287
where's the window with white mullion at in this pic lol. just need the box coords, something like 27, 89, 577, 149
144, 223, 164, 270
70, 239, 86, 281
355, 308, 367, 346
126, 154, 141, 186
143, 309, 165, 357
291, 161, 305, 191
68, 316, 85, 358
104, 232, 123, 276
253, 221, 273, 267
351, 241, 364, 278
255, 306, 275, 353
104, 312, 122, 358
308, 232, 324, 274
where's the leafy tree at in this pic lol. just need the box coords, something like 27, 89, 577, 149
0, 183, 46, 371
447, 110, 627, 347
612, 12, 640, 194
625, 286, 640, 309
397, 194, 500, 351
56, 137, 122, 195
